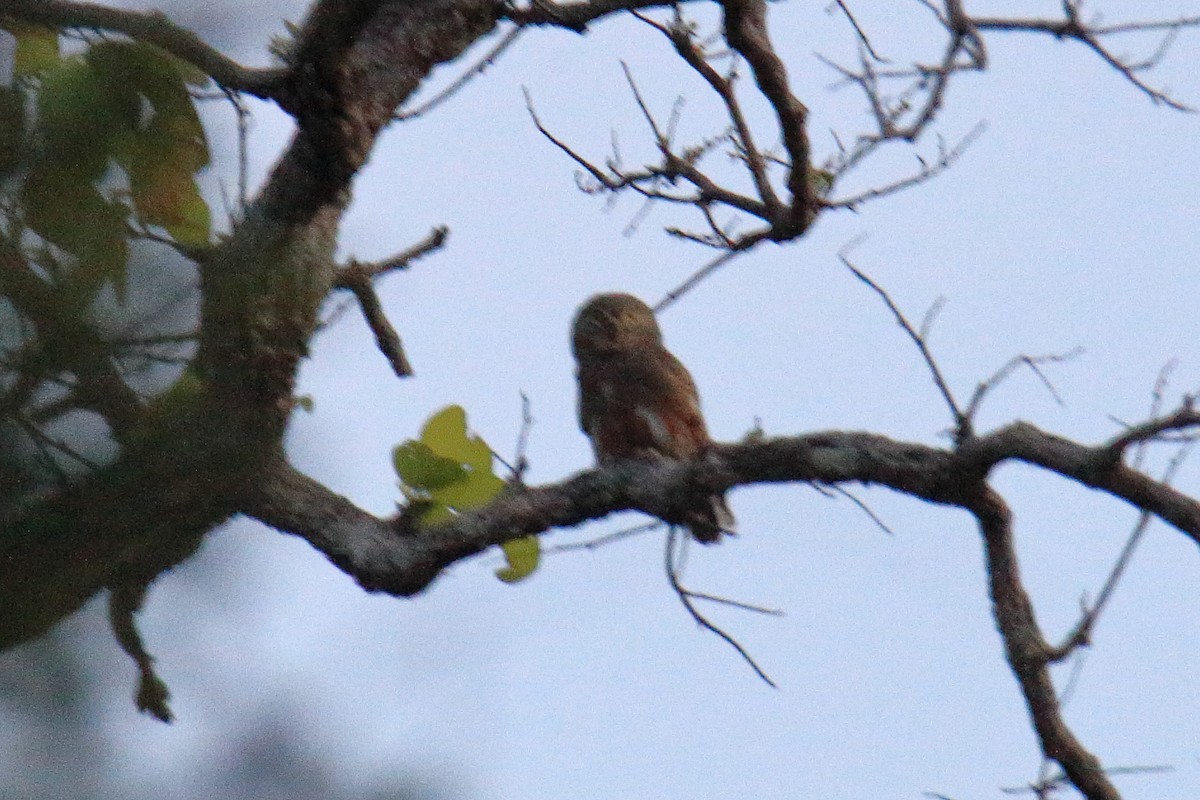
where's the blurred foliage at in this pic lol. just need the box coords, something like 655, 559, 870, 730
0, 25, 212, 504
0, 608, 466, 800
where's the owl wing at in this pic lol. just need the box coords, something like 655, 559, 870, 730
577, 347, 710, 463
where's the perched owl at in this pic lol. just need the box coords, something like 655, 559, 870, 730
571, 293, 735, 543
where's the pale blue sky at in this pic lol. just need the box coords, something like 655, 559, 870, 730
4, 1, 1200, 798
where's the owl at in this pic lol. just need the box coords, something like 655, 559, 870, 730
571, 293, 735, 543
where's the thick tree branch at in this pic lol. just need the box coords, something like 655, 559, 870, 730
244, 423, 1200, 601
968, 487, 1120, 800
0, 0, 498, 650
721, 0, 812, 232
243, 414, 1200, 800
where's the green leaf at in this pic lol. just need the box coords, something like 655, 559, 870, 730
393, 441, 468, 491
6, 23, 60, 77
23, 168, 130, 300
87, 42, 194, 119
36, 58, 130, 178
430, 469, 505, 513
495, 536, 540, 584
87, 41, 212, 246
421, 405, 493, 470
127, 157, 211, 245
293, 395, 315, 413
394, 405, 506, 527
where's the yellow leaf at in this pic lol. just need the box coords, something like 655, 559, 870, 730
422, 404, 492, 471
495, 536, 540, 584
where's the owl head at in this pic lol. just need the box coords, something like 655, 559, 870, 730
571, 293, 663, 358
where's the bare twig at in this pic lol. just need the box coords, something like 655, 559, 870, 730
334, 227, 449, 378
831, 0, 887, 63
1105, 401, 1200, 457
964, 347, 1085, 423
654, 247, 754, 312
336, 226, 449, 284
825, 123, 985, 210
496, 392, 536, 483
685, 588, 784, 616
543, 521, 663, 554
972, 11, 1200, 111
395, 26, 524, 120
840, 246, 965, 434
827, 483, 895, 536
339, 277, 413, 378
1136, 360, 1181, 471
1047, 440, 1194, 662
664, 526, 778, 687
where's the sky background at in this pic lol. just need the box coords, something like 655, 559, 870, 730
3, 1, 1200, 798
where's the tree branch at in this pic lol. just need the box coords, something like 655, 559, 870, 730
2, 0, 287, 99
504, 0, 702, 32
968, 487, 1120, 800
333, 226, 450, 377
721, 0, 813, 232
244, 420, 1200, 601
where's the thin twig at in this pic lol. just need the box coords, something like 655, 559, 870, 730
395, 26, 524, 120
827, 484, 894, 535
339, 277, 413, 378
685, 589, 784, 616
1047, 439, 1195, 661
825, 122, 986, 210
1133, 360, 1179, 471
654, 240, 765, 312
840, 245, 965, 433
664, 526, 778, 688
832, 0, 888, 63
336, 226, 449, 283
498, 392, 535, 483
972, 12, 1200, 111
964, 347, 1085, 423
543, 521, 663, 554
334, 227, 450, 379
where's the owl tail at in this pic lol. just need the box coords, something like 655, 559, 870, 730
686, 494, 737, 544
